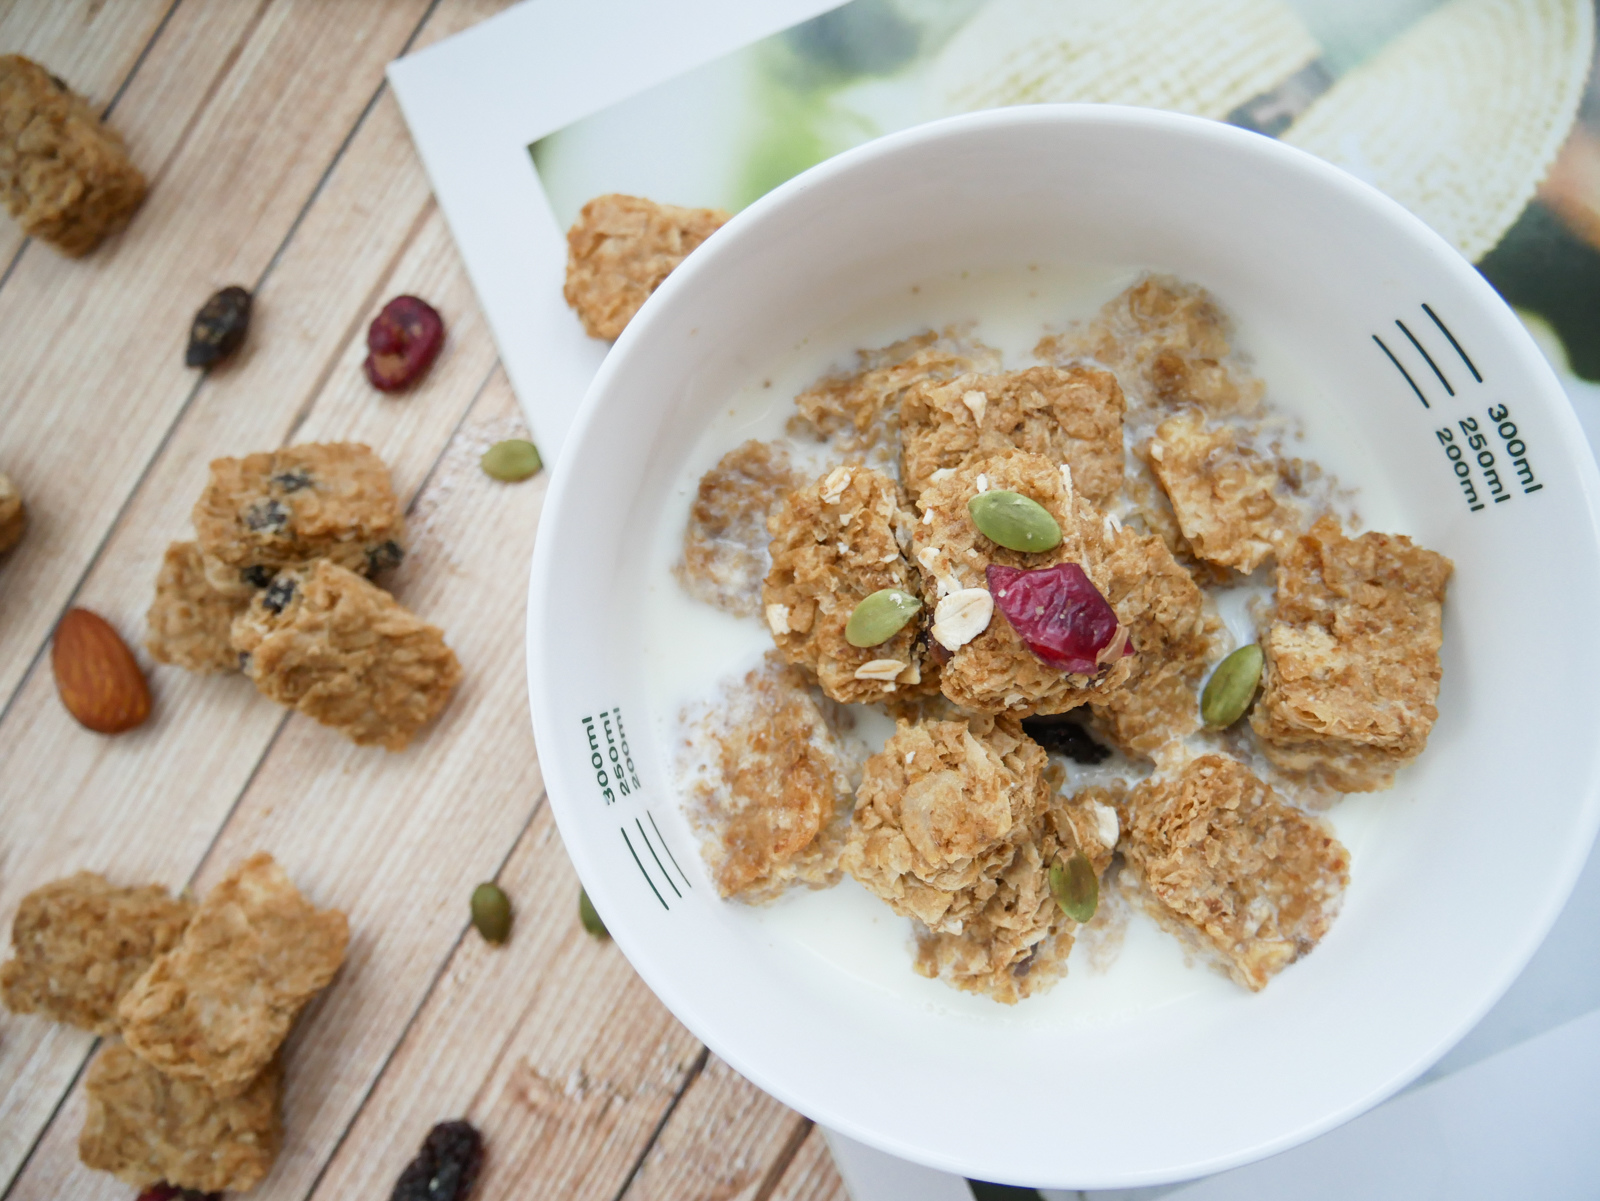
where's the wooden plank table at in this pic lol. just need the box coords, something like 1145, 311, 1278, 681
0, 4, 849, 1198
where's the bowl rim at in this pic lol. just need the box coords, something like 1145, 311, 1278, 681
527, 101, 1600, 1185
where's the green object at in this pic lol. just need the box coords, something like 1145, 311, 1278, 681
481, 439, 542, 482
579, 888, 608, 939
470, 882, 513, 944
844, 588, 922, 648
1049, 851, 1098, 924
967, 490, 1063, 553
1200, 644, 1266, 729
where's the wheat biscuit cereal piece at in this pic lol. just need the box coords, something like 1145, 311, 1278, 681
845, 715, 1051, 932
145, 541, 249, 674
0, 56, 146, 256
911, 779, 1121, 1004
0, 470, 24, 554
80, 1040, 281, 1192
790, 329, 1000, 465
0, 873, 192, 1035
762, 463, 936, 703
563, 193, 728, 340
676, 440, 802, 616
1250, 515, 1453, 791
901, 365, 1125, 508
231, 561, 460, 750
1121, 754, 1348, 990
1146, 409, 1302, 574
678, 656, 863, 902
913, 449, 1151, 715
1043, 275, 1262, 416
117, 852, 347, 1097
192, 442, 405, 599
1086, 540, 1216, 759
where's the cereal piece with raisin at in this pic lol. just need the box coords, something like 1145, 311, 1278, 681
80, 1041, 281, 1192
0, 470, 25, 554
1045, 275, 1261, 416
911, 778, 1120, 1004
1146, 409, 1302, 574
901, 365, 1125, 507
678, 656, 861, 902
676, 440, 801, 616
231, 561, 460, 750
913, 449, 1141, 714
790, 329, 999, 464
563, 193, 728, 340
1120, 754, 1348, 990
192, 442, 405, 598
145, 541, 249, 674
1251, 516, 1452, 791
762, 463, 934, 703
117, 853, 347, 1097
0, 55, 146, 256
1, 872, 192, 1034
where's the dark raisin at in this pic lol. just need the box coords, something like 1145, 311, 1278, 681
185, 286, 252, 368
241, 564, 273, 589
261, 576, 297, 615
244, 498, 289, 533
365, 295, 445, 393
1020, 714, 1113, 765
987, 562, 1128, 674
237, 650, 252, 671
391, 1120, 484, 1201
136, 1185, 221, 1201
271, 469, 312, 492
366, 540, 405, 574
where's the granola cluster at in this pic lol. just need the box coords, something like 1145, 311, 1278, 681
145, 441, 460, 750
0, 469, 25, 554
2, 855, 347, 1192
563, 193, 729, 340
679, 656, 861, 902
676, 440, 802, 616
0, 55, 146, 256
666, 268, 1452, 1002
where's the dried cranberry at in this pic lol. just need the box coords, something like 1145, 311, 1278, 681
391, 1119, 483, 1201
987, 562, 1127, 675
365, 295, 444, 392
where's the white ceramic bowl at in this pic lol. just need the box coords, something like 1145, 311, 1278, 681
526, 106, 1600, 1188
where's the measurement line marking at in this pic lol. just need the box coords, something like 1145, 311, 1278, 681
1422, 303, 1482, 382
622, 827, 668, 910
1373, 334, 1429, 408
648, 811, 693, 890
636, 818, 682, 898
1396, 319, 1453, 396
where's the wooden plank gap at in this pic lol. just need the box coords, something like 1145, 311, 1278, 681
96, 0, 186, 122
0, 1037, 99, 1201
607, 1046, 714, 1201
283, 195, 441, 444
291, 786, 550, 1201
751, 1119, 817, 1201
141, 0, 275, 193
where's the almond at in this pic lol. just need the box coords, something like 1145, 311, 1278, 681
52, 608, 151, 734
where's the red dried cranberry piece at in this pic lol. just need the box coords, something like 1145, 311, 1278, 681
987, 562, 1128, 674
136, 1185, 221, 1201
364, 295, 444, 392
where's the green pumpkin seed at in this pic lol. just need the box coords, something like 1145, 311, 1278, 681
967, 490, 1062, 552
579, 888, 609, 939
845, 588, 922, 648
481, 439, 542, 482
1049, 851, 1098, 923
470, 881, 513, 944
1200, 643, 1265, 729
